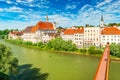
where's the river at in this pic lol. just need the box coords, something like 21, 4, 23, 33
0, 40, 120, 80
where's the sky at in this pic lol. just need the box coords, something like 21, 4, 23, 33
0, 0, 120, 30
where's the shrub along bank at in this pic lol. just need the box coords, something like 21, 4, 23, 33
6, 38, 103, 55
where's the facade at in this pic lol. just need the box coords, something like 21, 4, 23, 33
73, 28, 84, 48
84, 27, 100, 47
61, 28, 75, 41
21, 26, 38, 43
31, 21, 57, 43
8, 31, 23, 40
101, 27, 120, 46
61, 27, 84, 48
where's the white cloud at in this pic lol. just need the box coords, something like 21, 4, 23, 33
27, 0, 34, 2
6, 0, 12, 4
0, 20, 36, 30
66, 4, 77, 10
0, 6, 23, 12
96, 0, 113, 7
16, 0, 21, 3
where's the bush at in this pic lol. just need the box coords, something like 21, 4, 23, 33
80, 48, 87, 54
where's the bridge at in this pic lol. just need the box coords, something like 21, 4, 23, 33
94, 43, 110, 80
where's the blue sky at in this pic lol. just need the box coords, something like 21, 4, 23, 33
0, 0, 120, 30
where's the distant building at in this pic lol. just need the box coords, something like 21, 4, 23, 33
8, 31, 23, 40
73, 28, 84, 48
61, 27, 84, 48
101, 27, 120, 46
31, 21, 57, 43
61, 28, 75, 41
21, 26, 38, 43
84, 27, 100, 47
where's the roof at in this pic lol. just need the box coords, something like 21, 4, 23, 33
23, 26, 33, 33
31, 21, 55, 32
63, 28, 84, 35
101, 27, 120, 35
10, 31, 23, 35
75, 28, 84, 34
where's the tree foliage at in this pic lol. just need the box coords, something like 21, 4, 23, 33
0, 44, 18, 76
88, 46, 102, 54
110, 43, 120, 57
46, 38, 77, 51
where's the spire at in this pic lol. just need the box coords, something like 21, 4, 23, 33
101, 15, 103, 21
46, 14, 48, 22
100, 15, 104, 27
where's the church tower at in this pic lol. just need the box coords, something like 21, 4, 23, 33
46, 14, 48, 22
100, 15, 104, 27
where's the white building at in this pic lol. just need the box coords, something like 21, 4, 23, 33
31, 21, 57, 43
73, 28, 84, 48
101, 27, 120, 46
21, 26, 38, 43
8, 31, 23, 40
84, 27, 100, 47
61, 28, 75, 41
21, 21, 57, 43
61, 27, 84, 48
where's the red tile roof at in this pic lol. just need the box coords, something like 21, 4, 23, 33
10, 31, 23, 35
31, 21, 55, 32
101, 27, 120, 35
75, 28, 84, 34
23, 26, 33, 33
63, 28, 84, 35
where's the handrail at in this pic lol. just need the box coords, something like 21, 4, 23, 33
94, 43, 110, 80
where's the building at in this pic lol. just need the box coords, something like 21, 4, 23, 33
31, 21, 57, 43
21, 26, 38, 43
73, 28, 84, 48
8, 31, 23, 40
84, 27, 100, 47
61, 27, 84, 48
101, 27, 120, 46
61, 28, 75, 41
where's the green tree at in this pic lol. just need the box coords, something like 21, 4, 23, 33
110, 43, 120, 57
0, 44, 18, 76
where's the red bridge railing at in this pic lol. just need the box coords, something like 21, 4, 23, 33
94, 43, 110, 80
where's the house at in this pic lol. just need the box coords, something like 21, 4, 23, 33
73, 28, 84, 48
101, 27, 120, 46
84, 27, 100, 47
61, 27, 84, 48
31, 21, 57, 43
8, 31, 23, 40
21, 26, 38, 43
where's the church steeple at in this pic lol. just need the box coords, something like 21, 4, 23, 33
46, 14, 48, 22
100, 15, 104, 27
101, 15, 103, 21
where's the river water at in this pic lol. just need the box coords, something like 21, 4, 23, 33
0, 40, 120, 80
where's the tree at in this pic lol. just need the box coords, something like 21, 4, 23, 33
0, 72, 10, 80
110, 43, 120, 57
0, 44, 18, 76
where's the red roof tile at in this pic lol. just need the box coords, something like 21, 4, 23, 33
101, 27, 120, 35
10, 31, 23, 35
31, 21, 55, 32
75, 28, 84, 34
63, 28, 84, 35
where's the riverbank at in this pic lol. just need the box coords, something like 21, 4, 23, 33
5, 39, 120, 61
